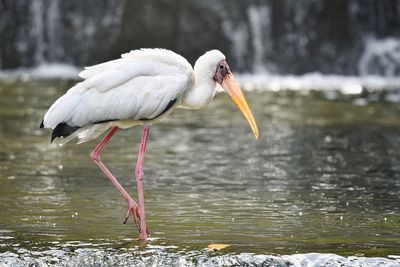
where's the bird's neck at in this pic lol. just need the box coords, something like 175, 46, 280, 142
180, 67, 217, 109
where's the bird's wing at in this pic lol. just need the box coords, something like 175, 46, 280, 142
43, 49, 193, 129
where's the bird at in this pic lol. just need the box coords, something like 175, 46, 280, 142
40, 48, 259, 240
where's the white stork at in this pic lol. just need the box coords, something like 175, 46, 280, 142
40, 48, 259, 240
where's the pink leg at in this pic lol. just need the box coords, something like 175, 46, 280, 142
90, 126, 141, 232
135, 125, 150, 240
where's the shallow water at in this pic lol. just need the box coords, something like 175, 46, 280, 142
0, 80, 399, 266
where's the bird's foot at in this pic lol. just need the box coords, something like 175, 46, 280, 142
123, 201, 141, 231
123, 201, 150, 240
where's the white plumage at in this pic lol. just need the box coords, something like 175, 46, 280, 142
41, 48, 258, 146
42, 48, 211, 144
40, 48, 259, 241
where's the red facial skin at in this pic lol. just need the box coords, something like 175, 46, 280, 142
214, 60, 231, 84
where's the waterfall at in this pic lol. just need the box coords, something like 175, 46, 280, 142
358, 38, 400, 76
247, 5, 270, 73
1, 0, 399, 76
0, 0, 126, 68
47, 0, 64, 62
31, 0, 45, 65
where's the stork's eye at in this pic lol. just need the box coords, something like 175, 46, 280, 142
219, 64, 225, 69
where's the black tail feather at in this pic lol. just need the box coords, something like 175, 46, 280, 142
40, 120, 44, 128
51, 123, 80, 143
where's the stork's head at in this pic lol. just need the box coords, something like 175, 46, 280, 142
196, 50, 259, 139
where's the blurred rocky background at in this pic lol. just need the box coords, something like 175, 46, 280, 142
1, 0, 400, 76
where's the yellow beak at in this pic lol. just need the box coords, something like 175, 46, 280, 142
221, 74, 259, 139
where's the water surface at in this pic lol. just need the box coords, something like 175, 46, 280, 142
0, 80, 399, 265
